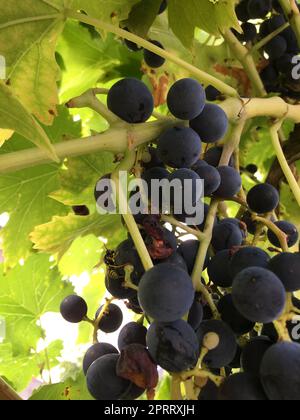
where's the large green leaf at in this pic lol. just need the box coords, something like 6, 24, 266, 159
168, 0, 240, 48
0, 106, 81, 269
0, 340, 63, 392
73, 0, 140, 24
0, 0, 66, 125
58, 235, 104, 276
126, 0, 163, 37
0, 83, 57, 160
0, 255, 73, 354
30, 372, 93, 400
31, 213, 124, 257
50, 151, 116, 206
57, 21, 142, 102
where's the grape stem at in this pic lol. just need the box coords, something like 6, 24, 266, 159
0, 377, 22, 400
222, 30, 266, 97
2, 97, 300, 173
161, 215, 206, 240
251, 22, 290, 52
92, 297, 115, 343
269, 123, 300, 208
191, 200, 219, 317
279, 0, 300, 47
111, 151, 154, 271
171, 375, 183, 400
66, 89, 121, 125
66, 10, 239, 98
253, 215, 289, 252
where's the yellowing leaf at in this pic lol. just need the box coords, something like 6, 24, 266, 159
0, 83, 58, 160
0, 129, 14, 147
0, 0, 66, 125
30, 212, 124, 257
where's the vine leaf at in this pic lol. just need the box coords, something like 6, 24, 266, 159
0, 340, 63, 392
0, 0, 66, 125
0, 83, 58, 160
73, 0, 141, 24
168, 0, 240, 48
0, 129, 14, 147
126, 0, 163, 38
30, 373, 93, 400
0, 106, 81, 269
0, 254, 73, 355
50, 151, 116, 207
30, 212, 125, 257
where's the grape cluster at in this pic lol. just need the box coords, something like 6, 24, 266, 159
123, 1, 168, 69
60, 75, 300, 401
235, 0, 300, 96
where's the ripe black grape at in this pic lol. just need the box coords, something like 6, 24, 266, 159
230, 246, 270, 278
178, 239, 209, 275
60, 295, 88, 324
143, 40, 166, 68
197, 320, 237, 369
247, 183, 279, 213
123, 28, 142, 52
247, 0, 272, 19
275, 53, 294, 74
198, 380, 219, 401
72, 205, 89, 216
235, 0, 250, 22
107, 78, 154, 123
211, 222, 244, 252
188, 293, 204, 330
240, 22, 257, 42
241, 336, 273, 375
190, 104, 228, 144
156, 252, 188, 272
205, 85, 221, 101
219, 373, 267, 400
260, 64, 279, 91
260, 341, 300, 400
138, 264, 194, 322
168, 168, 202, 209
158, 0, 168, 14
167, 78, 206, 120
158, 126, 202, 169
141, 146, 165, 170
105, 269, 136, 300
194, 163, 221, 196
264, 35, 287, 60
86, 354, 131, 400
267, 221, 299, 248
118, 322, 147, 351
114, 239, 144, 285
268, 252, 300, 292
219, 217, 247, 239
96, 303, 123, 333
217, 294, 255, 336
232, 267, 286, 323
146, 320, 200, 372
207, 250, 233, 288
83, 343, 119, 375
214, 166, 242, 198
